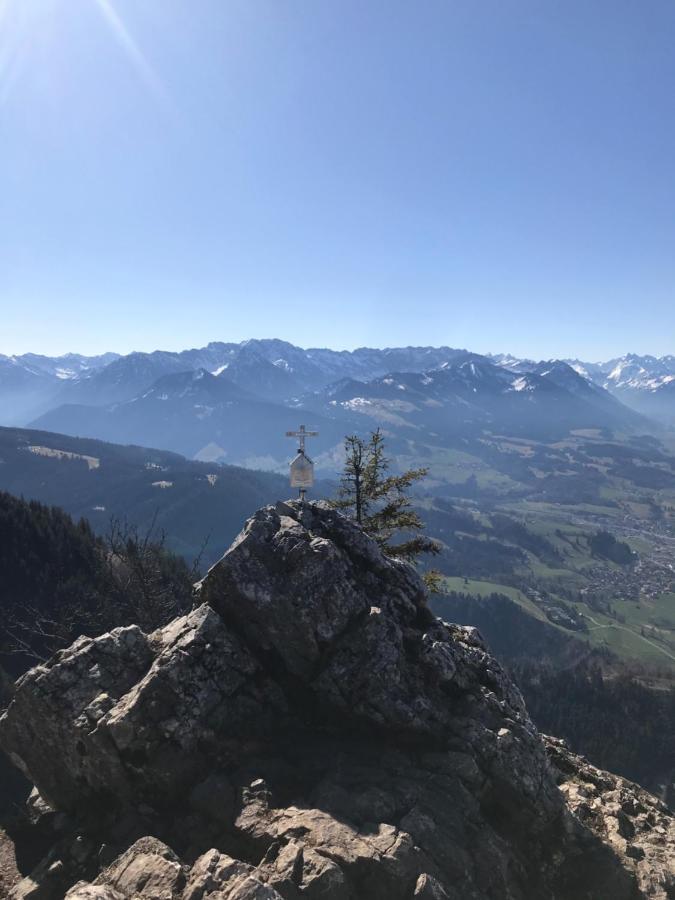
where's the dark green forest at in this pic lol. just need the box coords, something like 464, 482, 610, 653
515, 659, 675, 802
589, 529, 637, 565
0, 491, 193, 676
0, 425, 287, 566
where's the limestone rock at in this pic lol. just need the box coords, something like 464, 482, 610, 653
0, 501, 672, 899
0, 625, 153, 811
65, 886, 126, 900
91, 837, 185, 899
546, 736, 675, 900
413, 873, 451, 899
0, 605, 287, 812
183, 849, 282, 900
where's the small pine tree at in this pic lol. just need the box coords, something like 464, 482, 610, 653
334, 434, 368, 524
332, 429, 441, 587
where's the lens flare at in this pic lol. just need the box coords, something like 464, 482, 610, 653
91, 0, 171, 110
0, 0, 173, 112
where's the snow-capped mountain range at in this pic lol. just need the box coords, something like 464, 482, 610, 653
1, 341, 673, 467
490, 352, 675, 422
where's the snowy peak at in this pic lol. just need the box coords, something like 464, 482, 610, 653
488, 353, 534, 372
2, 340, 673, 430
532, 360, 601, 396
300, 353, 640, 437
602, 354, 675, 393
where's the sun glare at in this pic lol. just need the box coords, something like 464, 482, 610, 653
91, 0, 170, 109
0, 0, 171, 110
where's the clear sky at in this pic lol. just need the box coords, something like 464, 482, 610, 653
2, 0, 675, 360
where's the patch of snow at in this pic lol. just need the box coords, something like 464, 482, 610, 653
212, 364, 229, 376
342, 397, 373, 410
607, 361, 629, 382
152, 480, 173, 489
643, 374, 675, 392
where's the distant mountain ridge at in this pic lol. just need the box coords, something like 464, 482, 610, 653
1, 340, 672, 470
34, 368, 350, 466
494, 352, 675, 423
1, 341, 478, 416
296, 356, 645, 442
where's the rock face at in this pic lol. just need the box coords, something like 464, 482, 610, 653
0, 501, 673, 899
546, 737, 675, 899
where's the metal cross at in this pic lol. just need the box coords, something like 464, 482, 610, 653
285, 424, 318, 454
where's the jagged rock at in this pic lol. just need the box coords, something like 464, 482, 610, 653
9, 854, 66, 900
183, 849, 282, 900
0, 605, 287, 813
546, 736, 675, 899
256, 837, 349, 900
26, 789, 54, 827
413, 873, 450, 899
0, 501, 672, 899
182, 849, 252, 900
89, 837, 185, 899
65, 887, 126, 900
238, 797, 421, 900
0, 626, 153, 811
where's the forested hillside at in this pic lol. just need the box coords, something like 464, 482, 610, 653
0, 491, 193, 676
0, 491, 199, 817
0, 425, 288, 565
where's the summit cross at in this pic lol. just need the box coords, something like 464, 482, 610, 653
285, 424, 318, 454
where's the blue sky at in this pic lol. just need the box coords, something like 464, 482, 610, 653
1, 0, 675, 360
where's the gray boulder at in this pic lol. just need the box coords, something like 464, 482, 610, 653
0, 501, 671, 899
546, 736, 675, 900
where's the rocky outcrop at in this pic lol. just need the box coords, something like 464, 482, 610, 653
0, 501, 672, 899
546, 737, 674, 899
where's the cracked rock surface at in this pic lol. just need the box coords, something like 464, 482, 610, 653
546, 736, 674, 899
0, 501, 672, 899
